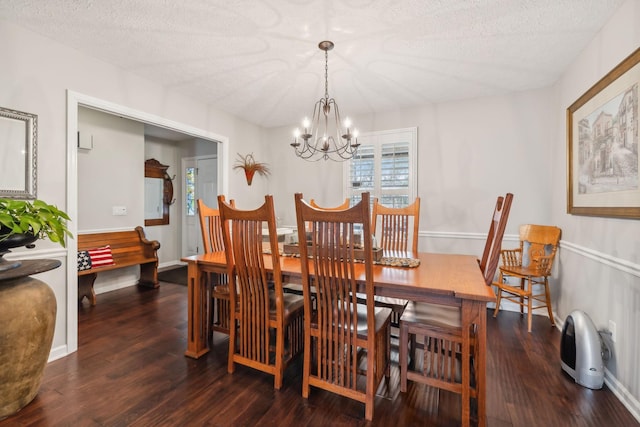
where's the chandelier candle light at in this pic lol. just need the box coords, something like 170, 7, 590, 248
290, 41, 359, 161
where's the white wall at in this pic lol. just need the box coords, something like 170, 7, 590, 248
266, 88, 553, 247
144, 136, 182, 268
0, 18, 264, 359
552, 0, 640, 416
264, 1, 640, 416
77, 108, 146, 295
78, 108, 145, 231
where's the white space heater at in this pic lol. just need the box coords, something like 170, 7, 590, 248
560, 310, 610, 390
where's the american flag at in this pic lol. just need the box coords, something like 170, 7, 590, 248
88, 245, 115, 268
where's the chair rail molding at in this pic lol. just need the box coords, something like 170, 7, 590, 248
421, 231, 639, 278
560, 240, 640, 278
420, 230, 519, 243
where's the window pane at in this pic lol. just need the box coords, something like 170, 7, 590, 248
380, 194, 409, 208
185, 167, 195, 216
381, 143, 409, 188
349, 145, 375, 190
345, 128, 416, 210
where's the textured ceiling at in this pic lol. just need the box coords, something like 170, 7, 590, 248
0, 0, 626, 129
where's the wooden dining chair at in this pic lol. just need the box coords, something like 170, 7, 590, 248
309, 198, 350, 210
283, 197, 351, 297
218, 195, 304, 390
369, 197, 421, 328
399, 193, 513, 423
304, 198, 350, 233
372, 197, 420, 253
197, 198, 234, 336
294, 192, 391, 421
492, 224, 561, 332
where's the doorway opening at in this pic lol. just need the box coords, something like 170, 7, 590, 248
67, 90, 229, 355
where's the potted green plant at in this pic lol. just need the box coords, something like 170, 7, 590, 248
0, 198, 72, 252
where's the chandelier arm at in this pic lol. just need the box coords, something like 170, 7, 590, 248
311, 99, 325, 152
309, 99, 322, 141
331, 99, 345, 142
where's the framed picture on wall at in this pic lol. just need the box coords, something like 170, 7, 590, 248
567, 47, 640, 219
0, 106, 37, 199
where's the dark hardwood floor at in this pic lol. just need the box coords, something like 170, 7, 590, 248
2, 282, 637, 426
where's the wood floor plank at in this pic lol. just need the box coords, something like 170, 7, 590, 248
1, 282, 637, 426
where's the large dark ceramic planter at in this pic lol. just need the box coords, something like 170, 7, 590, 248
0, 259, 59, 420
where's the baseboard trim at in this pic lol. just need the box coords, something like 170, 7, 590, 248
48, 344, 69, 363
159, 260, 186, 270
554, 315, 640, 424
605, 368, 640, 423
95, 279, 138, 295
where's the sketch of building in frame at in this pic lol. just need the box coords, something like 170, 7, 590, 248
577, 83, 638, 195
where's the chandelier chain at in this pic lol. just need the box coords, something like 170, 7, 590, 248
324, 48, 329, 100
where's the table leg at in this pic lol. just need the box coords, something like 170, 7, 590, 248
185, 261, 209, 358
462, 300, 487, 427
461, 301, 472, 427
474, 300, 487, 427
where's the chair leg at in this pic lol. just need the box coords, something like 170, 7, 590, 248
527, 282, 533, 333
400, 322, 409, 393
520, 277, 525, 316
386, 324, 391, 378
543, 278, 555, 326
493, 272, 504, 318
205, 276, 212, 340
228, 318, 236, 374
365, 365, 375, 421
274, 329, 284, 390
302, 335, 311, 399
365, 399, 374, 422
492, 288, 502, 318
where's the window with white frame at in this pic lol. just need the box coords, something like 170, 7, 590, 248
185, 166, 196, 216
344, 127, 417, 208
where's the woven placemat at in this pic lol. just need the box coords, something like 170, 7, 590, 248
376, 257, 421, 268
281, 252, 420, 268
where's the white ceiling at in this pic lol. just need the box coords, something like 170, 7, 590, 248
0, 0, 627, 129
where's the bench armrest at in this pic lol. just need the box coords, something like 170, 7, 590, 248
135, 226, 161, 258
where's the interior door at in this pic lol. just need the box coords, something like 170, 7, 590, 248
182, 155, 218, 257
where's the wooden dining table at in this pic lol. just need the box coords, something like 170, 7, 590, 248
180, 251, 495, 427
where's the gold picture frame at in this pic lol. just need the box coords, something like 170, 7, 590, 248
567, 48, 640, 219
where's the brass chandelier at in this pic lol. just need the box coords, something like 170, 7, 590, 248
290, 41, 359, 161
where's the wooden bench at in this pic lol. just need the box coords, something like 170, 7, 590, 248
78, 226, 160, 305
